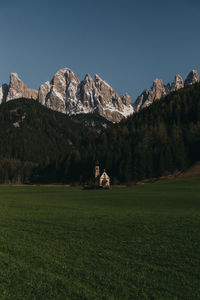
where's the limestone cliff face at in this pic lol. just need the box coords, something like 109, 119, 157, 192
92, 74, 133, 122
165, 74, 184, 93
38, 81, 51, 105
38, 69, 79, 113
1, 68, 199, 122
133, 70, 199, 112
37, 68, 134, 122
184, 70, 199, 86
6, 73, 38, 101
0, 69, 134, 122
171, 74, 184, 91
134, 79, 166, 112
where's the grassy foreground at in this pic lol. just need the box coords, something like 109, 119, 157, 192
0, 178, 200, 299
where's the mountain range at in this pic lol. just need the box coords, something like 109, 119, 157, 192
133, 70, 199, 112
0, 68, 199, 122
0, 80, 200, 184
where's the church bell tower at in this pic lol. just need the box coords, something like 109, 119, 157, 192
95, 161, 100, 182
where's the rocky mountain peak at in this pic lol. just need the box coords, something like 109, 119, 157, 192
133, 78, 166, 112
94, 74, 102, 82
166, 74, 184, 93
3, 67, 198, 123
10, 72, 20, 83
121, 94, 132, 106
38, 81, 51, 105
184, 70, 199, 86
37, 69, 134, 122
171, 74, 184, 91
6, 73, 38, 102
134, 70, 199, 112
52, 68, 80, 86
84, 74, 93, 84
41, 68, 81, 114
94, 74, 113, 91
151, 78, 166, 99
0, 68, 134, 122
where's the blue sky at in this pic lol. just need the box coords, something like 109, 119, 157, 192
1, 0, 200, 101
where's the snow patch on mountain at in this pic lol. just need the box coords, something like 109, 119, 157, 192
1, 68, 199, 123
37, 68, 134, 122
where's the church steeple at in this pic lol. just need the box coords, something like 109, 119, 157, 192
95, 161, 100, 181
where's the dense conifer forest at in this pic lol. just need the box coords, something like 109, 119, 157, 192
0, 82, 200, 184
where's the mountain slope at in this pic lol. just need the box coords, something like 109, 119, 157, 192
0, 99, 97, 183
0, 68, 199, 123
70, 113, 112, 132
0, 79, 200, 184
0, 69, 134, 123
95, 82, 200, 182
134, 70, 199, 112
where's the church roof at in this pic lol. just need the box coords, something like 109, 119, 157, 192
100, 171, 110, 179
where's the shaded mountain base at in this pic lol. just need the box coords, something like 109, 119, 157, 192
0, 81, 200, 184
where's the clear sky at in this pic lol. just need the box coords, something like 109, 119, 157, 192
1, 0, 200, 101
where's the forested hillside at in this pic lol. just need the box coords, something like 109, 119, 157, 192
0, 82, 200, 184
96, 83, 200, 183
0, 99, 96, 183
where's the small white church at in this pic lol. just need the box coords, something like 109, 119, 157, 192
95, 162, 110, 189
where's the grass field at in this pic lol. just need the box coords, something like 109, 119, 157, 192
0, 178, 200, 299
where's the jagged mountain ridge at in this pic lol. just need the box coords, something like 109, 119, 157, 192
134, 70, 199, 112
39, 69, 134, 122
0, 68, 199, 122
0, 81, 200, 184
0, 69, 133, 123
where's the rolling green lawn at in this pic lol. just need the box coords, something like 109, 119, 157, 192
0, 178, 200, 299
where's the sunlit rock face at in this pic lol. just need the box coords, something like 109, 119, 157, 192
1, 68, 199, 122
169, 74, 184, 92
184, 70, 199, 86
6, 73, 38, 101
37, 68, 134, 122
133, 70, 199, 112
134, 78, 166, 112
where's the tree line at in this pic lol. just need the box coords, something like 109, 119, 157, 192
0, 83, 200, 184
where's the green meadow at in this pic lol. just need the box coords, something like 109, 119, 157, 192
0, 178, 200, 299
